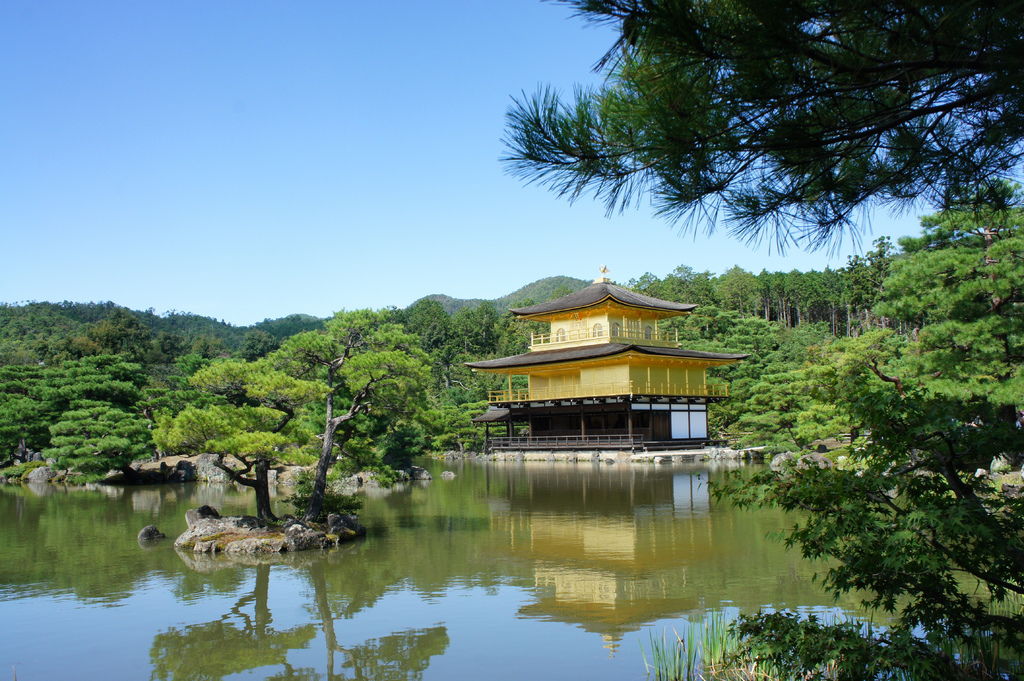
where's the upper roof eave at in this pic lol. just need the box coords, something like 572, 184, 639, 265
509, 282, 697, 318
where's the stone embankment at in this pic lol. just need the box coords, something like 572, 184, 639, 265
0, 455, 294, 486
769, 450, 1024, 498
326, 465, 434, 495
123, 454, 309, 485
171, 505, 366, 555
479, 446, 761, 464
2, 455, 441, 489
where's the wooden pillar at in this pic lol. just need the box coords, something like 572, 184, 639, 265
579, 404, 586, 437
626, 400, 635, 451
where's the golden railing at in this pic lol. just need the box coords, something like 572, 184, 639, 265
487, 380, 729, 403
530, 328, 679, 349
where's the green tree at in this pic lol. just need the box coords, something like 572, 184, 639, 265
145, 331, 189, 365
401, 299, 452, 353
154, 359, 322, 520
271, 310, 430, 522
504, 0, 1024, 247
174, 353, 211, 381
451, 303, 500, 356
844, 236, 896, 331
0, 365, 50, 463
714, 266, 759, 316
189, 334, 228, 359
630, 265, 717, 305
724, 329, 1024, 675
877, 187, 1024, 425
817, 267, 849, 336
83, 308, 153, 361
238, 330, 279, 361
426, 400, 489, 454
719, 196, 1024, 675
154, 405, 301, 520
734, 369, 818, 452
0, 355, 149, 470
402, 299, 466, 390
45, 400, 152, 478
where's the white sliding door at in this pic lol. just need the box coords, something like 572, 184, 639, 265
670, 412, 690, 439
689, 410, 708, 439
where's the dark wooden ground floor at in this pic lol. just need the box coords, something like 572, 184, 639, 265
474, 394, 724, 450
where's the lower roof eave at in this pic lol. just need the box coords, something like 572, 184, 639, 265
490, 394, 727, 408
466, 343, 749, 372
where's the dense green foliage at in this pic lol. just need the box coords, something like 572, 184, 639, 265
617, 256, 900, 450
46, 401, 152, 477
716, 193, 1024, 678
504, 0, 1024, 248
0, 355, 152, 478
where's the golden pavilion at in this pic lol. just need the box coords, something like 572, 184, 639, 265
466, 272, 747, 450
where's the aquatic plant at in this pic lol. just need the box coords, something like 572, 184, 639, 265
642, 609, 1021, 681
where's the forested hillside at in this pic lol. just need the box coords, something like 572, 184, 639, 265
0, 276, 594, 366
0, 302, 326, 367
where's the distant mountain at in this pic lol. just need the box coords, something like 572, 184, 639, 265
415, 275, 590, 314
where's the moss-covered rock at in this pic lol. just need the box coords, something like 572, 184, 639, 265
0, 460, 49, 483
173, 506, 364, 554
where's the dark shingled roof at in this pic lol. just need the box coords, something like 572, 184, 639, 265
472, 408, 510, 423
509, 282, 696, 317
465, 343, 748, 370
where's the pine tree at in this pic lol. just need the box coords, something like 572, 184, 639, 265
504, 0, 1024, 248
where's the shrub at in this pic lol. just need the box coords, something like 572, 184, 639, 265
0, 460, 48, 482
287, 469, 362, 521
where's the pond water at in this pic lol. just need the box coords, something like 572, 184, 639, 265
0, 460, 861, 681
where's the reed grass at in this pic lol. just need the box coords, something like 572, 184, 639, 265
641, 629, 691, 681
641, 611, 782, 681
641, 608, 1022, 681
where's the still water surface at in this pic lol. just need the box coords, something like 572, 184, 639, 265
0, 461, 859, 681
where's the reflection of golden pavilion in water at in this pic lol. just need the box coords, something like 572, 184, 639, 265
489, 465, 729, 647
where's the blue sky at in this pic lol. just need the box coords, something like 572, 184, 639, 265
2, 1, 927, 325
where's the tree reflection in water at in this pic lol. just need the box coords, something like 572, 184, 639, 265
308, 559, 449, 681
151, 554, 448, 681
